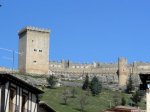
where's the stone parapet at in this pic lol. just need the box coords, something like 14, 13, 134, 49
18, 26, 50, 36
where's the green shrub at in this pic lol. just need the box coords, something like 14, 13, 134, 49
47, 75, 58, 88
82, 74, 90, 90
90, 76, 102, 96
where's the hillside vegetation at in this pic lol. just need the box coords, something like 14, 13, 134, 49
40, 87, 146, 112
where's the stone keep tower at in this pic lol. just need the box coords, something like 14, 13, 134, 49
18, 26, 50, 74
118, 57, 129, 86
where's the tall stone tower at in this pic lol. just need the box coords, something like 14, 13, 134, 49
18, 26, 50, 74
118, 57, 129, 86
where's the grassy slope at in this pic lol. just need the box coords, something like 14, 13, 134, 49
40, 87, 146, 112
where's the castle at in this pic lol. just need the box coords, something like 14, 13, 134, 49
17, 26, 150, 86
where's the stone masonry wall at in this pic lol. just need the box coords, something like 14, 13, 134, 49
49, 60, 150, 85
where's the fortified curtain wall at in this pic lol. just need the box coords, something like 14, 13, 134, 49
131, 62, 150, 74
49, 60, 118, 74
49, 60, 150, 74
0, 67, 12, 72
49, 60, 150, 85
49, 61, 119, 83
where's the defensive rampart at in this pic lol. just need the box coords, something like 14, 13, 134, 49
49, 59, 150, 86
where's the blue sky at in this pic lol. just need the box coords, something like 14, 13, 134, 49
0, 0, 150, 68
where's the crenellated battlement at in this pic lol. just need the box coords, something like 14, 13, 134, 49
18, 26, 50, 35
49, 59, 150, 75
48, 59, 150, 86
49, 60, 118, 69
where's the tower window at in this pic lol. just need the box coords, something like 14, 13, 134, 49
34, 49, 37, 52
39, 50, 42, 52
32, 40, 34, 42
33, 60, 37, 63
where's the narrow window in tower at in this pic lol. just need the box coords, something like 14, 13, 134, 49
33, 60, 37, 63
39, 50, 42, 52
32, 40, 34, 42
34, 49, 37, 52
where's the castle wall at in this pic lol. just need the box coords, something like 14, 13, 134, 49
49, 60, 150, 85
0, 67, 12, 72
49, 61, 119, 83
49, 61, 118, 74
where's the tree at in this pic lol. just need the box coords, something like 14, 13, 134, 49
79, 94, 88, 112
121, 96, 126, 106
126, 74, 135, 93
62, 88, 71, 105
90, 76, 102, 96
131, 90, 142, 106
47, 75, 58, 88
82, 74, 90, 90
71, 87, 77, 98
